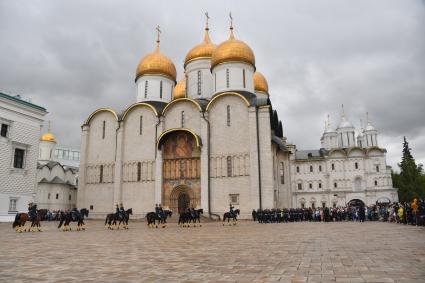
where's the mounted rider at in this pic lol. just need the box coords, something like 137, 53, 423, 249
28, 202, 37, 221
70, 207, 79, 221
229, 203, 235, 217
155, 204, 164, 219
119, 203, 126, 219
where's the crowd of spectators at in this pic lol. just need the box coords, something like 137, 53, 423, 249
252, 199, 425, 226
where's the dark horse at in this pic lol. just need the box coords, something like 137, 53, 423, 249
105, 208, 133, 230
12, 212, 42, 232
58, 208, 89, 231
223, 209, 240, 226
146, 210, 172, 228
178, 209, 204, 227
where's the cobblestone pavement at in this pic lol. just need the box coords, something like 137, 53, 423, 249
0, 220, 424, 283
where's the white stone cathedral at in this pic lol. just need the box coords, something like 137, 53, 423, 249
77, 19, 397, 219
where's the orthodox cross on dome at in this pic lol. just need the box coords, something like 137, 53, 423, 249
341, 104, 346, 118
155, 25, 161, 48
366, 111, 370, 123
205, 12, 210, 30
229, 12, 235, 39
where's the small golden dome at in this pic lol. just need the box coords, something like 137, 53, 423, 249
253, 71, 269, 94
135, 37, 177, 82
40, 121, 56, 142
173, 78, 186, 99
184, 27, 216, 67
211, 28, 255, 69
40, 132, 56, 142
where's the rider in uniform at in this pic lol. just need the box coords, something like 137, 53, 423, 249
229, 203, 234, 217
119, 203, 126, 219
28, 202, 37, 221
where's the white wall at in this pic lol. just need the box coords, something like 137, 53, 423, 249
185, 59, 213, 100
136, 75, 174, 103
212, 62, 254, 94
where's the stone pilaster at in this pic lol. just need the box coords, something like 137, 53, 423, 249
113, 122, 124, 208
77, 125, 90, 209
200, 112, 209, 213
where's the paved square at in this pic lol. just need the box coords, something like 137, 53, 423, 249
0, 220, 424, 282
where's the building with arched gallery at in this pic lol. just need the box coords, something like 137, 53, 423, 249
77, 20, 397, 219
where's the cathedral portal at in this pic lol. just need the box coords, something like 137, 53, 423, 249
160, 130, 201, 213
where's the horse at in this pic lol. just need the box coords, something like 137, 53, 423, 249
105, 208, 133, 230
178, 209, 203, 227
223, 209, 240, 226
12, 212, 42, 232
37, 209, 48, 221
146, 210, 172, 228
58, 208, 89, 231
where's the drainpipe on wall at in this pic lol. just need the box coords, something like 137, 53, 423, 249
202, 111, 221, 221
256, 107, 262, 209
154, 116, 161, 159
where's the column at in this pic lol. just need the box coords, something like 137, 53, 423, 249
113, 123, 124, 208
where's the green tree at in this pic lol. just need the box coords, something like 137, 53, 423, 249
396, 137, 424, 201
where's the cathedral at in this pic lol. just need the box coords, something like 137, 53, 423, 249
77, 18, 397, 219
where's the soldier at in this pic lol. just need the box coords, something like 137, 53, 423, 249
115, 203, 120, 217
28, 202, 37, 222
119, 203, 126, 219
229, 203, 234, 217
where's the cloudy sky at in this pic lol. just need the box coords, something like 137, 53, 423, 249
1, 0, 424, 170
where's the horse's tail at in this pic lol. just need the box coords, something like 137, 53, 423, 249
58, 217, 64, 228
12, 214, 20, 228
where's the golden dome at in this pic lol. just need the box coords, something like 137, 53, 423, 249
211, 28, 255, 69
40, 132, 56, 142
135, 38, 177, 82
173, 78, 186, 99
40, 121, 56, 142
253, 71, 269, 94
184, 27, 216, 67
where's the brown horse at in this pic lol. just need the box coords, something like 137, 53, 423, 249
12, 213, 42, 232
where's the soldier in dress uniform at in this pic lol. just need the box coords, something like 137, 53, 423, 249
229, 203, 234, 217
28, 202, 37, 222
119, 203, 126, 219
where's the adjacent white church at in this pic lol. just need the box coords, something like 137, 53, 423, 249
77, 19, 397, 219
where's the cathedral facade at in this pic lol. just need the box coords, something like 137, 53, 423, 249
77, 21, 397, 219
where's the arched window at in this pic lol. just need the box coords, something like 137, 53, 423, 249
56, 193, 59, 199
160, 81, 163, 99
102, 121, 106, 139
374, 180, 378, 186
197, 70, 202, 95
332, 163, 335, 171
226, 105, 231, 126
319, 165, 322, 172
227, 156, 232, 177
226, 69, 230, 88
334, 182, 337, 188
48, 193, 51, 200
99, 165, 104, 183
280, 162, 284, 184
242, 69, 246, 88
144, 81, 148, 98
354, 177, 362, 191
296, 166, 300, 173
355, 162, 358, 169
181, 111, 185, 128
137, 162, 142, 182
310, 165, 313, 173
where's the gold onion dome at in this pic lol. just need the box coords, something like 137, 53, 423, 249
40, 122, 56, 143
184, 25, 216, 67
253, 71, 269, 94
211, 26, 255, 69
173, 78, 186, 99
135, 29, 177, 82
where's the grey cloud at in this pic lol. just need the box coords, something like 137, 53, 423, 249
0, 0, 424, 169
